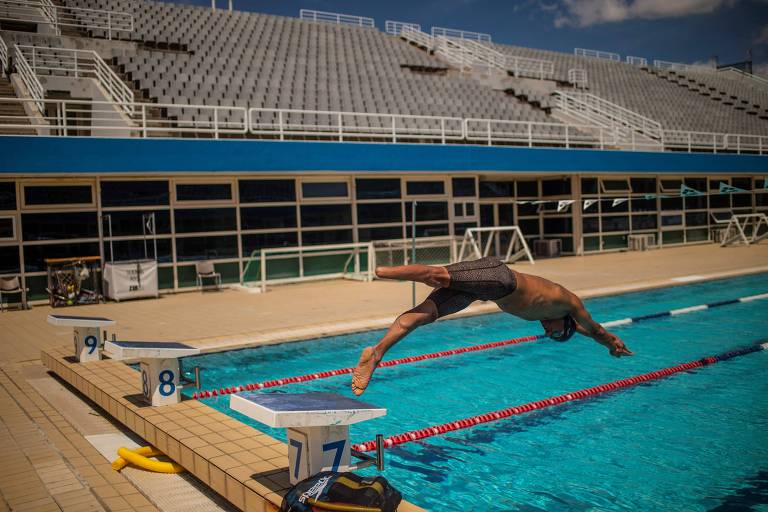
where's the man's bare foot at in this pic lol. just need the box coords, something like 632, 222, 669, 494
352, 346, 380, 396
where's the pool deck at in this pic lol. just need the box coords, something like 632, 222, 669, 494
1, 242, 767, 511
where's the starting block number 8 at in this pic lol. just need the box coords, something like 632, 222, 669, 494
158, 370, 176, 396
139, 360, 180, 406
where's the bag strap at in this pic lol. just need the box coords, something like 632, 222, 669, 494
305, 498, 382, 512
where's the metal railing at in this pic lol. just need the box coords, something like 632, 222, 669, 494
661, 130, 727, 153
0, 97, 247, 137
384, 20, 420, 36
431, 26, 491, 43
718, 67, 768, 87
432, 36, 554, 80
400, 25, 434, 50
553, 91, 663, 142
0, 0, 133, 39
12, 46, 44, 111
0, 35, 8, 75
568, 68, 587, 88
653, 60, 715, 73
506, 54, 554, 80
574, 48, 620, 62
298, 9, 374, 28
433, 35, 481, 71
464, 118, 617, 149
723, 133, 768, 154
248, 108, 464, 143
16, 45, 134, 114
626, 56, 648, 67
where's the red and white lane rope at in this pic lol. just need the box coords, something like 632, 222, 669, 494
192, 334, 544, 399
351, 342, 768, 452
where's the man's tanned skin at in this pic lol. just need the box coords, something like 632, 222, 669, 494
351, 264, 633, 396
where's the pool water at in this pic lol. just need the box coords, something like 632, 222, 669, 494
183, 274, 768, 511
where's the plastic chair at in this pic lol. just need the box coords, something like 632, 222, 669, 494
195, 261, 221, 289
0, 276, 28, 312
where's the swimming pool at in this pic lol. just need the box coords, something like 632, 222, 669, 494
183, 273, 768, 511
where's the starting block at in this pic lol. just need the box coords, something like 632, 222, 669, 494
230, 392, 386, 484
47, 314, 115, 362
105, 341, 200, 406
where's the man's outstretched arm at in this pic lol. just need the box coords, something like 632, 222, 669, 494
570, 298, 633, 357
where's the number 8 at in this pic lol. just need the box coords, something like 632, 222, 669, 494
158, 370, 175, 397
141, 370, 150, 398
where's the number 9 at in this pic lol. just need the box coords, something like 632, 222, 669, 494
84, 335, 98, 354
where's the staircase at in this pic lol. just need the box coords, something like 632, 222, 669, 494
48, 0, 89, 38
0, 75, 35, 134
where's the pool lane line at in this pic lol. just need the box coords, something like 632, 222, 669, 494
352, 342, 768, 452
190, 291, 768, 400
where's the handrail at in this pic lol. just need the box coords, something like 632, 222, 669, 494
653, 60, 715, 73
400, 25, 434, 51
568, 68, 587, 88
249, 107, 464, 143
433, 35, 479, 71
661, 130, 728, 153
16, 45, 134, 115
574, 48, 620, 61
0, 97, 247, 137
12, 46, 44, 112
298, 9, 374, 28
553, 90, 663, 141
384, 20, 420, 36
0, 35, 8, 75
718, 67, 768, 87
431, 26, 491, 43
434, 36, 554, 79
626, 56, 648, 67
0, 0, 133, 39
464, 118, 616, 149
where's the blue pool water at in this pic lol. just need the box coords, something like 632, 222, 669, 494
183, 274, 768, 511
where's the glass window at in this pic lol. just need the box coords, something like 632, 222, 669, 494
406, 181, 444, 196
544, 218, 572, 233
22, 212, 98, 241
358, 226, 403, 242
0, 246, 20, 274
301, 205, 352, 227
685, 212, 708, 227
405, 202, 448, 222
732, 193, 752, 208
583, 217, 599, 233
479, 181, 513, 198
355, 178, 401, 200
732, 177, 751, 190
102, 210, 171, 236
600, 179, 631, 193
583, 200, 599, 214
709, 193, 729, 209
630, 177, 656, 194
302, 182, 348, 199
684, 196, 707, 210
0, 217, 14, 239
542, 178, 571, 196
605, 200, 629, 213
174, 208, 236, 233
101, 181, 168, 207
241, 232, 298, 256
23, 242, 100, 272
661, 214, 683, 227
516, 181, 538, 197
176, 235, 237, 261
301, 229, 353, 245
518, 203, 539, 216
632, 215, 657, 230
0, 182, 15, 210
631, 198, 656, 212
660, 179, 682, 193
241, 206, 297, 230
498, 204, 514, 225
239, 179, 295, 203
684, 177, 707, 192
602, 216, 629, 232
415, 224, 449, 237
104, 238, 172, 263
24, 185, 92, 206
453, 222, 477, 235
176, 183, 232, 201
452, 177, 476, 197
581, 178, 598, 195
518, 219, 540, 235
661, 197, 683, 211
357, 203, 402, 225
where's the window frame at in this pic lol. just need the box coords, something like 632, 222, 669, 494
172, 178, 235, 205
0, 215, 17, 241
299, 178, 351, 202
21, 181, 96, 210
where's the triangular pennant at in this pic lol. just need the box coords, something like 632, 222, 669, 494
680, 184, 704, 197
516, 200, 530, 205
557, 200, 574, 212
144, 215, 155, 235
583, 199, 597, 210
611, 198, 628, 207
719, 182, 746, 194
644, 194, 657, 200
531, 200, 547, 205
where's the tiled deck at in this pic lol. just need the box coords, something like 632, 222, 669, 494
1, 242, 767, 511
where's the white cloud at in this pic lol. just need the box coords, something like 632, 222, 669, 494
553, 0, 737, 28
756, 24, 768, 44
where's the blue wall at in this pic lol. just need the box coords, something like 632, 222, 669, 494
2, 136, 767, 174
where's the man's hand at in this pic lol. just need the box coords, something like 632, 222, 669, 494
604, 333, 633, 357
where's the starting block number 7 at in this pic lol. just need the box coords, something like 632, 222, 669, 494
287, 431, 347, 481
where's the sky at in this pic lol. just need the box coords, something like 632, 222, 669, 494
166, 0, 768, 74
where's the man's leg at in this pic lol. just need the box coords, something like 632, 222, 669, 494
351, 299, 437, 396
375, 264, 450, 288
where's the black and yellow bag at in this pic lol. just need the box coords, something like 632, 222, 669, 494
280, 471, 402, 512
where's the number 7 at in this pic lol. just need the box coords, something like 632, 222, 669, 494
289, 439, 303, 479
322, 439, 345, 472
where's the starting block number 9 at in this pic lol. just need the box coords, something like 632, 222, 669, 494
84, 335, 98, 354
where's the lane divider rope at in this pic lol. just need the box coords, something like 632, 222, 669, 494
191, 291, 768, 399
351, 342, 768, 452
